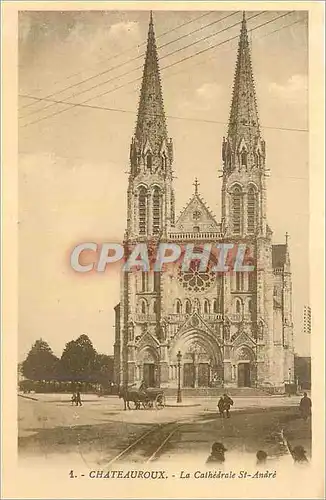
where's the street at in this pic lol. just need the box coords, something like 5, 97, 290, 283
18, 393, 311, 469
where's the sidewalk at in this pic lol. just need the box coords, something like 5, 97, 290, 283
165, 399, 201, 408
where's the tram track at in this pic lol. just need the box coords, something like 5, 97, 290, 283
106, 421, 181, 466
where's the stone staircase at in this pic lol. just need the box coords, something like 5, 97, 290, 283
163, 387, 272, 398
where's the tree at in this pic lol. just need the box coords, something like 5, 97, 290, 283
93, 354, 114, 385
21, 339, 59, 381
60, 334, 97, 382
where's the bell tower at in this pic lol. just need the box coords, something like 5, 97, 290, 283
127, 12, 175, 241
220, 13, 275, 387
221, 13, 267, 238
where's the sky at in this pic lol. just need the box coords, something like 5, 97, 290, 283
18, 9, 310, 360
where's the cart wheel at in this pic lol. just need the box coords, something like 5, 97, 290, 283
155, 394, 165, 410
143, 400, 152, 410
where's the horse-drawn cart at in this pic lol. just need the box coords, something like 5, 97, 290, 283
142, 388, 166, 410
119, 385, 166, 410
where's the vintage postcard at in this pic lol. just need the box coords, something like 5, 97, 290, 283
2, 1, 325, 498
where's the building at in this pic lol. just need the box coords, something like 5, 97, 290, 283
114, 12, 294, 391
294, 355, 311, 390
303, 305, 311, 335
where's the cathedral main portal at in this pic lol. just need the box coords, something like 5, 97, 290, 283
182, 343, 212, 388
170, 333, 223, 389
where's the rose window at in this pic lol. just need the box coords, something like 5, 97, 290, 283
193, 210, 201, 220
178, 260, 216, 293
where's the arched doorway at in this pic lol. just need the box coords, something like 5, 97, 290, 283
138, 348, 159, 387
236, 346, 255, 388
170, 327, 223, 389
182, 342, 212, 388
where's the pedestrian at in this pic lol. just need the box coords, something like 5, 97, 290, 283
217, 396, 225, 418
75, 389, 82, 406
292, 445, 309, 464
71, 393, 77, 406
206, 442, 227, 464
299, 392, 311, 421
223, 393, 234, 418
256, 450, 268, 465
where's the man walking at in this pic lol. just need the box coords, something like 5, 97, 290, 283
75, 389, 82, 406
222, 393, 234, 418
217, 396, 225, 418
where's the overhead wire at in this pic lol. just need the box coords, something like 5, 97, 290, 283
155, 15, 306, 93
20, 11, 240, 119
18, 93, 308, 133
20, 12, 261, 127
49, 11, 214, 87
20, 11, 298, 130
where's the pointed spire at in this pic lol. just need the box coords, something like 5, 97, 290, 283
134, 12, 168, 154
223, 11, 265, 171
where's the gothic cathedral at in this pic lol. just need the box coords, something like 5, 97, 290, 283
114, 12, 294, 391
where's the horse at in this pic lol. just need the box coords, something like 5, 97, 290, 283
118, 387, 147, 410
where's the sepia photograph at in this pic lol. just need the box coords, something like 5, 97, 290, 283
2, 2, 325, 499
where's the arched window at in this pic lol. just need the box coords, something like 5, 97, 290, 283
213, 299, 218, 313
175, 300, 182, 314
141, 271, 148, 292
138, 186, 147, 235
235, 298, 242, 316
232, 186, 242, 234
185, 300, 192, 314
140, 300, 147, 315
241, 147, 248, 167
154, 272, 160, 292
146, 152, 152, 170
255, 150, 262, 168
128, 323, 134, 342
236, 272, 244, 291
247, 186, 256, 234
204, 300, 209, 314
152, 187, 161, 235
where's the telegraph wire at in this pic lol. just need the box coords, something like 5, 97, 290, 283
20, 12, 259, 126
154, 15, 306, 94
18, 93, 307, 134
20, 12, 296, 130
257, 17, 305, 40
20, 11, 238, 117
89, 11, 292, 103
50, 12, 214, 87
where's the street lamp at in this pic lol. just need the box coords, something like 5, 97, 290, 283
177, 350, 182, 403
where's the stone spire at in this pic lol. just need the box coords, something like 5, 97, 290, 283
130, 11, 172, 176
222, 12, 265, 172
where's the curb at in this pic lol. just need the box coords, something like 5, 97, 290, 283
18, 393, 39, 401
165, 403, 201, 408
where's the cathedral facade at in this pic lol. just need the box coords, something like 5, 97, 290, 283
114, 12, 294, 391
